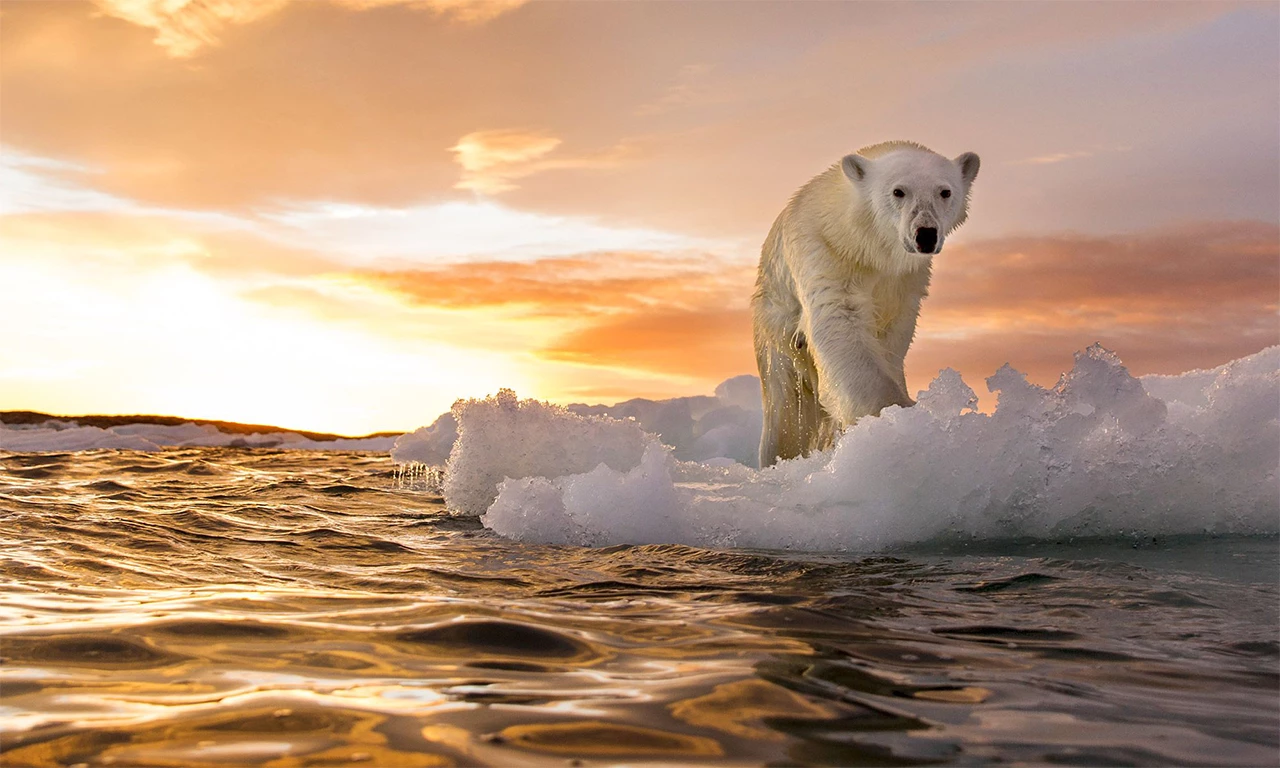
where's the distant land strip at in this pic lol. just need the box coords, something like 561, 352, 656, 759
0, 411, 400, 442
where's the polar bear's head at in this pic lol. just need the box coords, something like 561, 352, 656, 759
842, 147, 980, 257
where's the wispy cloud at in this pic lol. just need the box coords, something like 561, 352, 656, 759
450, 130, 563, 194
450, 129, 632, 194
0, 148, 258, 238
0, 150, 120, 215
1018, 150, 1095, 165
3, 148, 720, 264
1012, 145, 1132, 165
340, 0, 524, 24
89, 0, 524, 57
257, 198, 727, 264
635, 63, 715, 117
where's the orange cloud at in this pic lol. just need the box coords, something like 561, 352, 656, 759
342, 0, 525, 24
88, 0, 288, 58
90, 0, 524, 57
354, 221, 1279, 398
541, 308, 755, 382
905, 220, 1280, 392
349, 255, 756, 393
451, 130, 562, 194
924, 221, 1278, 327
451, 129, 632, 194
357, 254, 752, 317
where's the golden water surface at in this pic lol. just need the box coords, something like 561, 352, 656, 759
1, 449, 1276, 766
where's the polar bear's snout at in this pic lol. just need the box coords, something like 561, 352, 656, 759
915, 227, 939, 254
905, 202, 943, 254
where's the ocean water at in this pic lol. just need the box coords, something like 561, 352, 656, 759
2, 448, 1277, 767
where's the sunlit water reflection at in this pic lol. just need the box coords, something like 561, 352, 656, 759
1, 449, 1276, 766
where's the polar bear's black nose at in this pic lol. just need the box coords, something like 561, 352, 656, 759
915, 227, 938, 254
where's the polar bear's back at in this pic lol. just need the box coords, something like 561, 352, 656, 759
854, 139, 935, 159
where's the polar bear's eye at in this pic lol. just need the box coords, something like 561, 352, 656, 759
892, 188, 905, 198
940, 189, 952, 199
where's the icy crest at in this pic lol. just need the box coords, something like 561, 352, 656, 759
443, 346, 1279, 550
390, 412, 458, 466
392, 374, 765, 469
442, 388, 655, 517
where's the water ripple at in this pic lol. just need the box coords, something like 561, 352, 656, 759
0, 448, 1276, 766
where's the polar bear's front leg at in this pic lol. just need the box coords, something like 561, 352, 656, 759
803, 294, 913, 427
881, 291, 925, 405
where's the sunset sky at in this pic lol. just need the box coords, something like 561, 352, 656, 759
2, 0, 1277, 435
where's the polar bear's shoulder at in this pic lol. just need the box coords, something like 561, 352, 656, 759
855, 140, 935, 159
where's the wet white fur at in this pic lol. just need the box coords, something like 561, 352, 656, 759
752, 141, 979, 467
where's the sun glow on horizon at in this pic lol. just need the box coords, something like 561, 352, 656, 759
0, 147, 753, 433
0, 241, 533, 435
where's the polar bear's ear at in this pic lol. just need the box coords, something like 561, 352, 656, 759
955, 152, 980, 185
841, 154, 871, 184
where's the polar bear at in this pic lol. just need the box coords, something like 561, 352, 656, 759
752, 141, 980, 467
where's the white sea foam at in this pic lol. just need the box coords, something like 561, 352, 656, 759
392, 374, 765, 470
422, 345, 1279, 551
390, 413, 458, 466
441, 389, 653, 517
0, 421, 397, 453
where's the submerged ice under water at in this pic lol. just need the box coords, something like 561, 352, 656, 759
395, 345, 1279, 550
